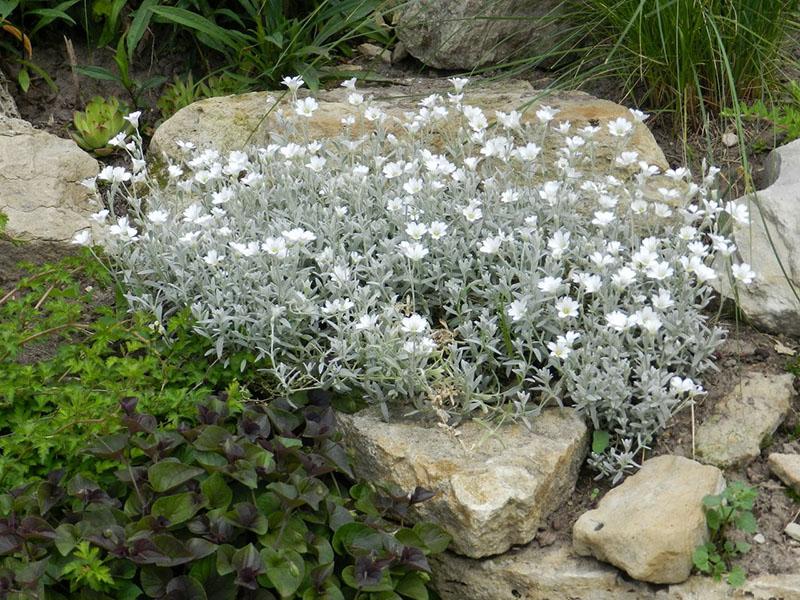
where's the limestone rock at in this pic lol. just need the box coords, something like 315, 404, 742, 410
393, 0, 564, 70
0, 117, 100, 242
149, 78, 667, 178
337, 407, 588, 558
696, 372, 794, 468
714, 139, 800, 336
769, 453, 800, 494
0, 69, 19, 119
573, 455, 725, 584
432, 540, 799, 599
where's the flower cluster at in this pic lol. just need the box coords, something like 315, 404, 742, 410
85, 77, 752, 480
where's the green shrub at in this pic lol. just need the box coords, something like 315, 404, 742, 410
0, 252, 256, 489
0, 394, 449, 599
693, 482, 758, 588
552, 0, 799, 128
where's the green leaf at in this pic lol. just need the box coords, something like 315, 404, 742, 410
727, 565, 746, 588
261, 547, 305, 597
706, 509, 722, 532
395, 572, 428, 600
141, 565, 171, 598
151, 492, 200, 525
17, 68, 30, 93
201, 472, 233, 510
332, 522, 384, 555
734, 511, 757, 534
149, 6, 243, 50
74, 65, 120, 82
412, 523, 451, 554
148, 458, 204, 492
193, 425, 232, 451
54, 523, 77, 556
591, 430, 610, 454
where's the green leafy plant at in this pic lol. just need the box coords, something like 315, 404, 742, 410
693, 482, 758, 588
722, 81, 800, 151
534, 0, 799, 140
156, 72, 241, 120
0, 394, 449, 598
0, 252, 255, 488
70, 95, 129, 154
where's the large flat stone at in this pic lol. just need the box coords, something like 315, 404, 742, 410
337, 407, 588, 558
149, 78, 667, 176
768, 453, 800, 494
0, 117, 100, 242
714, 139, 800, 336
573, 455, 725, 584
393, 0, 564, 70
696, 372, 795, 468
432, 541, 800, 599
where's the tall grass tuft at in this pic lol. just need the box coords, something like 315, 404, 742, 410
550, 0, 799, 130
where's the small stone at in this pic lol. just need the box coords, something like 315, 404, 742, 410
696, 372, 794, 468
337, 407, 588, 558
357, 43, 391, 64
785, 522, 800, 542
722, 131, 739, 147
768, 453, 800, 493
573, 455, 725, 584
753, 533, 766, 544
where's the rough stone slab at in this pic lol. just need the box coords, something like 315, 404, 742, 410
337, 407, 588, 558
0, 117, 100, 242
769, 453, 800, 494
696, 372, 795, 468
573, 455, 725, 584
432, 541, 800, 600
714, 138, 800, 336
149, 78, 667, 176
393, 0, 564, 70
0, 69, 19, 119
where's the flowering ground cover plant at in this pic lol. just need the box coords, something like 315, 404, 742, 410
81, 78, 756, 480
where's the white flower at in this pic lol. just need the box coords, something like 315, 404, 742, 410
630, 199, 648, 214
632, 307, 663, 334
230, 241, 260, 257
725, 201, 749, 225
478, 235, 503, 254
654, 203, 673, 218
538, 276, 563, 294
403, 178, 424, 195
496, 110, 521, 129
167, 165, 184, 179
80, 177, 97, 191
108, 216, 138, 240
147, 210, 169, 224
480, 136, 512, 160
281, 75, 305, 92
500, 189, 519, 204
554, 296, 580, 319
547, 230, 570, 258
306, 156, 327, 172
89, 209, 109, 224
507, 299, 528, 322
262, 237, 288, 258
401, 313, 429, 334
399, 241, 429, 261
355, 313, 379, 331
513, 142, 541, 161
650, 289, 674, 310
428, 221, 448, 240
629, 108, 649, 122
665, 167, 690, 181
364, 107, 385, 122
607, 117, 633, 137
294, 97, 318, 118
123, 110, 141, 128
382, 161, 404, 179
646, 261, 674, 281
97, 166, 131, 184
203, 249, 224, 266
341, 77, 358, 91
574, 272, 602, 293
612, 266, 637, 288
547, 330, 580, 360
71, 230, 91, 245
732, 262, 756, 285
282, 228, 317, 244
212, 188, 235, 205
448, 77, 469, 92
671, 376, 703, 395
615, 151, 639, 167
405, 222, 428, 240
462, 105, 488, 132
678, 226, 698, 241
591, 211, 615, 227
322, 298, 355, 314
535, 105, 560, 123
462, 204, 483, 222
606, 311, 629, 331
